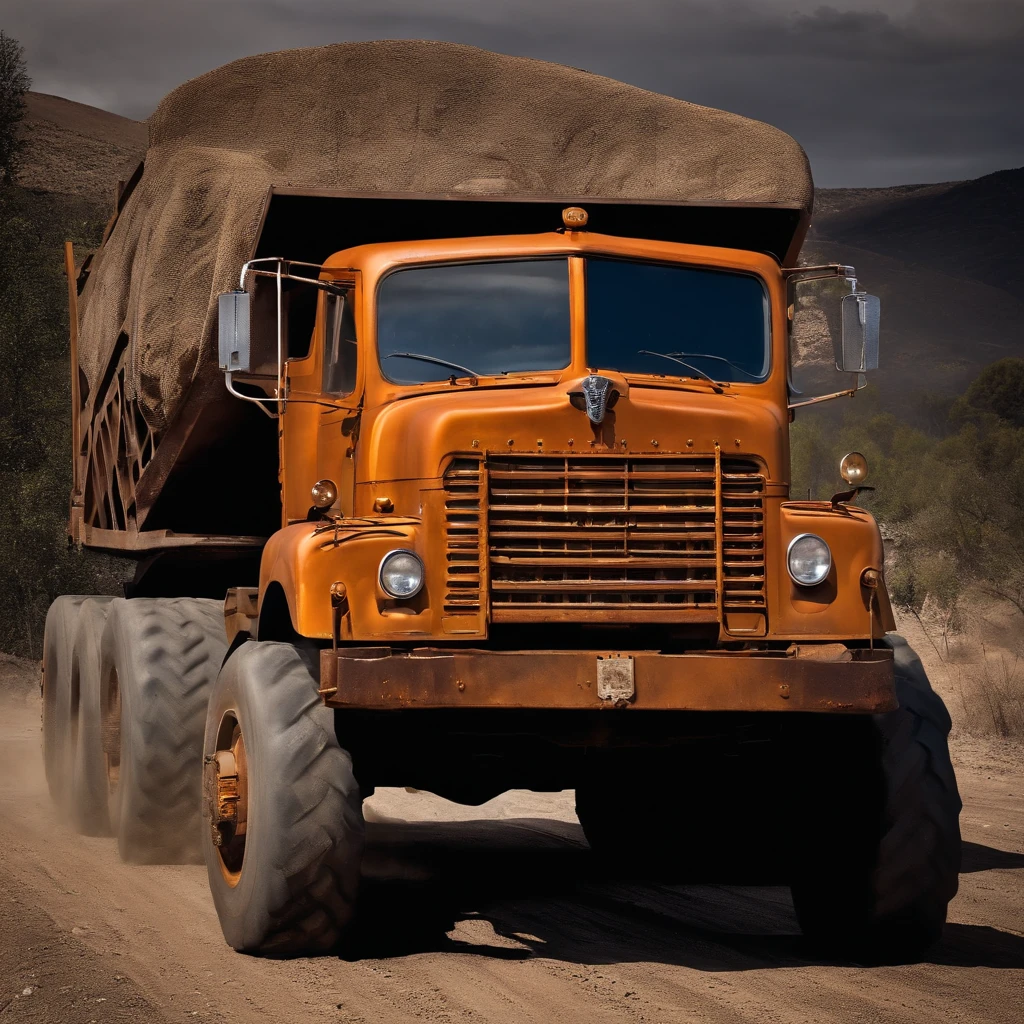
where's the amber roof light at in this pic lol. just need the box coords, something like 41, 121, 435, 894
562, 206, 588, 229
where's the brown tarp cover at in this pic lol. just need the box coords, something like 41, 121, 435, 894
79, 40, 813, 429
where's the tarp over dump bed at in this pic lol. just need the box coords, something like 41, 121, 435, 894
78, 40, 813, 430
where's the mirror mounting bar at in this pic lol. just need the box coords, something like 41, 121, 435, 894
219, 258, 358, 418
782, 264, 856, 282
788, 381, 862, 410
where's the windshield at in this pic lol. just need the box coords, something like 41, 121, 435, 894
377, 259, 571, 383
585, 257, 770, 383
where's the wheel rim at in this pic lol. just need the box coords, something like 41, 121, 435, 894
209, 715, 248, 887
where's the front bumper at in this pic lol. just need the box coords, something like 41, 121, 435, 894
320, 647, 896, 713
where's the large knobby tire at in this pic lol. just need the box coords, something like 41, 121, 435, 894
102, 597, 228, 863
41, 596, 92, 810
202, 641, 364, 955
790, 635, 962, 961
69, 598, 116, 835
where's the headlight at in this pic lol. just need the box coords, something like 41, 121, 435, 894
379, 549, 425, 598
839, 452, 868, 485
787, 534, 832, 587
310, 478, 338, 509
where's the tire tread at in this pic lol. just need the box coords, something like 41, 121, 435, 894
203, 642, 363, 955
104, 598, 228, 863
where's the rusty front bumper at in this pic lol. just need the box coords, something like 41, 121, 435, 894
320, 647, 896, 713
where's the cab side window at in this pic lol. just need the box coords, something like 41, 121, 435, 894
322, 289, 357, 396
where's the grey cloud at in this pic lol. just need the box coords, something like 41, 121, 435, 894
4, 0, 1022, 186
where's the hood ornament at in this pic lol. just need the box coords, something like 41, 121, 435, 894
576, 374, 616, 425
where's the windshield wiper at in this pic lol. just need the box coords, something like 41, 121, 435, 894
383, 352, 480, 378
637, 350, 724, 392
666, 351, 760, 380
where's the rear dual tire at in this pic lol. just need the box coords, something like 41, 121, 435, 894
69, 598, 116, 834
100, 597, 228, 862
42, 596, 114, 822
42, 596, 93, 809
45, 594, 364, 954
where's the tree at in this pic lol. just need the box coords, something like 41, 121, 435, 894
0, 29, 30, 185
0, 186, 120, 655
957, 357, 1024, 428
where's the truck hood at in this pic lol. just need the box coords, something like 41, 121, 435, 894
358, 379, 789, 487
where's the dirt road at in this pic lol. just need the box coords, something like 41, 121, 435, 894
2, 663, 1021, 1023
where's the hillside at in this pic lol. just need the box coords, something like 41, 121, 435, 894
811, 181, 962, 222
18, 92, 147, 206
807, 167, 1024, 410
814, 167, 1024, 304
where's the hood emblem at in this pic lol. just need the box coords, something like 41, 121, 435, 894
578, 374, 616, 425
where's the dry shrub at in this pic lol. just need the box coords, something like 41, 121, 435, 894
894, 591, 1024, 739
950, 653, 1024, 738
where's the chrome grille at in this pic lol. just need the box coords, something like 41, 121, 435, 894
486, 454, 765, 623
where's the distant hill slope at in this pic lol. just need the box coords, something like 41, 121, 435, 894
810, 169, 1024, 410
814, 168, 1024, 303
18, 92, 147, 206
802, 236, 1024, 404
811, 181, 962, 222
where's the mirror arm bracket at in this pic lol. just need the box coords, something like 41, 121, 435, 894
223, 372, 279, 419
782, 264, 857, 282
788, 382, 862, 410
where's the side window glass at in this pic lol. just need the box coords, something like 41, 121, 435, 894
322, 289, 357, 396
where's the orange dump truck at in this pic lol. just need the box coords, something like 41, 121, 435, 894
43, 41, 960, 959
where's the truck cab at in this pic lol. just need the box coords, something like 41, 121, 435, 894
243, 215, 894, 712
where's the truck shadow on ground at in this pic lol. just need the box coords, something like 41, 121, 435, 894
961, 840, 1024, 873
340, 818, 1024, 971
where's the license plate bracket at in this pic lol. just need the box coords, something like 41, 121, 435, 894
596, 655, 635, 703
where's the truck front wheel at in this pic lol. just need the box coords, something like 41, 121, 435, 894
789, 635, 962, 961
202, 641, 364, 955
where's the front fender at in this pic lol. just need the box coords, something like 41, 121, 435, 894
260, 517, 442, 641
769, 501, 896, 640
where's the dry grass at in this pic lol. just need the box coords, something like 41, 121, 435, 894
18, 92, 146, 206
895, 591, 1024, 739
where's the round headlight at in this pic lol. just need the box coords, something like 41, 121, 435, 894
310, 478, 338, 509
379, 549, 424, 599
788, 534, 832, 587
839, 452, 868, 485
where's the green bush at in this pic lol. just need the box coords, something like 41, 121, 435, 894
792, 372, 1024, 627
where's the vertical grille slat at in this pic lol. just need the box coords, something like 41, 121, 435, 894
485, 454, 765, 622
721, 465, 767, 615
443, 458, 483, 614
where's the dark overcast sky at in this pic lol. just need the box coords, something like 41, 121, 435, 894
4, 0, 1023, 187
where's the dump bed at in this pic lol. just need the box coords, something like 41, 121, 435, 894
69, 39, 813, 561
